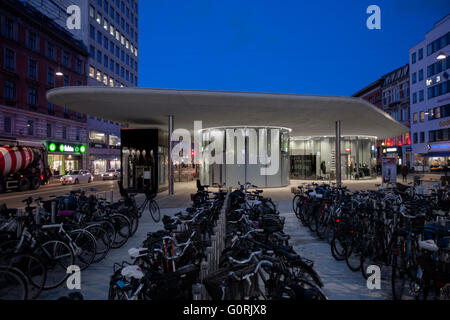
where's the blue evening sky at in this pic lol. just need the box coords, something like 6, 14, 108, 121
138, 0, 450, 96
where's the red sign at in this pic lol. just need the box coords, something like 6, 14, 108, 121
345, 147, 351, 152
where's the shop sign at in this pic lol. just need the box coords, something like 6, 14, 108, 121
48, 142, 86, 154
345, 147, 351, 152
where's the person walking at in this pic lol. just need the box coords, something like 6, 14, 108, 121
401, 164, 409, 183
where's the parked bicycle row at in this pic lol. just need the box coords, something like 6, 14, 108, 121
108, 182, 227, 300
292, 182, 450, 300
203, 182, 327, 300
0, 182, 160, 300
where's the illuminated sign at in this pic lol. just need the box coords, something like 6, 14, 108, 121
383, 147, 398, 153
48, 142, 86, 154
345, 147, 351, 152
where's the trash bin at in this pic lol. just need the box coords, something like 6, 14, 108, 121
414, 176, 421, 186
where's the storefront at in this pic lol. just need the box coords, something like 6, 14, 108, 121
290, 136, 377, 180
46, 141, 87, 176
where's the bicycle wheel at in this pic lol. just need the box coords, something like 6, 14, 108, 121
84, 224, 112, 263
109, 214, 131, 249
149, 200, 161, 223
4, 254, 47, 300
292, 195, 301, 216
0, 266, 29, 300
70, 229, 97, 270
34, 240, 74, 290
331, 233, 347, 261
345, 236, 363, 272
391, 254, 407, 300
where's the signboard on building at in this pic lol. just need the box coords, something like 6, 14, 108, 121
382, 157, 397, 184
47, 142, 86, 154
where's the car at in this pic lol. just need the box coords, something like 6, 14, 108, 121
102, 169, 120, 180
430, 165, 443, 172
60, 170, 94, 185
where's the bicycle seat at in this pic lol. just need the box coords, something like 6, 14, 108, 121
58, 210, 75, 217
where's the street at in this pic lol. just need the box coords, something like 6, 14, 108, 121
0, 179, 120, 209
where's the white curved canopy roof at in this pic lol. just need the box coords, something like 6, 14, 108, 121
47, 87, 408, 139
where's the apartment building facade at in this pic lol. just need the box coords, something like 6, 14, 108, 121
410, 15, 450, 172
0, 0, 89, 175
380, 64, 411, 166
24, 0, 139, 174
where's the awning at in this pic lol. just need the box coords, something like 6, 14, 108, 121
47, 87, 409, 139
421, 152, 450, 157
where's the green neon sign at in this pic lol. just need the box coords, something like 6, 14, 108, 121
49, 143, 56, 152
80, 146, 86, 153
48, 141, 86, 154
59, 144, 65, 152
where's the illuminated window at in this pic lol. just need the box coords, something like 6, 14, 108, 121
126, 40, 129, 49
116, 30, 120, 41
121, 35, 125, 45
89, 66, 95, 79
109, 78, 114, 87
110, 25, 114, 36
96, 12, 102, 25
103, 19, 108, 31
96, 70, 102, 82
103, 74, 108, 85
420, 111, 425, 122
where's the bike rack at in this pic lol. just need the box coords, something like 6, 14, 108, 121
194, 188, 231, 300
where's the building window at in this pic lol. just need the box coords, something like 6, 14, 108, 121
48, 102, 55, 115
97, 12, 102, 25
413, 92, 417, 104
27, 120, 34, 136
5, 18, 14, 39
110, 41, 115, 54
4, 48, 15, 71
62, 127, 67, 139
97, 50, 102, 63
76, 59, 83, 74
418, 48, 423, 60
420, 132, 425, 143
96, 70, 102, 82
28, 88, 37, 106
4, 81, 15, 102
28, 32, 37, 51
411, 52, 416, 64
420, 111, 425, 122
76, 128, 80, 141
418, 69, 423, 82
47, 123, 52, 138
4, 116, 12, 133
104, 55, 109, 68
103, 74, 108, 85
90, 25, 95, 39
419, 90, 424, 102
413, 133, 418, 144
28, 60, 37, 80
97, 31, 102, 44
47, 43, 54, 60
48, 68, 55, 85
89, 66, 95, 78
412, 72, 417, 84
402, 108, 409, 121
62, 52, 70, 67
63, 75, 70, 87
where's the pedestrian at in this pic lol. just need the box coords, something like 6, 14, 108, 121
401, 164, 409, 183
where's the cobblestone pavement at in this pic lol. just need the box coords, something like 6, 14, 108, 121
38, 179, 427, 300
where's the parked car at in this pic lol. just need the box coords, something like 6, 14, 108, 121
430, 165, 443, 172
60, 170, 93, 185
101, 169, 120, 180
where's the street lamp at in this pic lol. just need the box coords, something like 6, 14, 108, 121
55, 71, 64, 77
436, 52, 448, 60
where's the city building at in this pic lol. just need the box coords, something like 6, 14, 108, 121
380, 64, 411, 166
352, 78, 384, 166
24, 0, 140, 175
48, 87, 408, 190
352, 78, 383, 109
0, 0, 89, 175
409, 15, 450, 172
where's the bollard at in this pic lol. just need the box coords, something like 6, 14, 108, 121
103, 191, 107, 202
192, 283, 203, 300
51, 201, 56, 224
201, 261, 209, 281
110, 190, 114, 203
